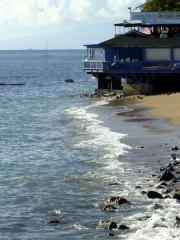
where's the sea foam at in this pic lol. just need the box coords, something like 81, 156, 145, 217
65, 100, 131, 171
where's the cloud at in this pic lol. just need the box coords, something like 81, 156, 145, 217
68, 0, 92, 21
0, 0, 67, 26
97, 0, 145, 21
0, 0, 146, 27
0, 0, 94, 26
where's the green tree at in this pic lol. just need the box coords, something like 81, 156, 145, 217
140, 0, 180, 11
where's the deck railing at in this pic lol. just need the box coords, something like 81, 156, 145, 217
83, 60, 104, 71
83, 60, 180, 73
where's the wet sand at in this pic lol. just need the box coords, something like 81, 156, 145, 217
134, 93, 180, 204
108, 92, 180, 205
136, 93, 180, 126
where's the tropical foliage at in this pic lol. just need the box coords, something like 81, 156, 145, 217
140, 0, 180, 11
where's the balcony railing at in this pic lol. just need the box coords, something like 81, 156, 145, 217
83, 60, 104, 72
83, 60, 180, 74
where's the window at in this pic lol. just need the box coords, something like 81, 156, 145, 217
146, 48, 170, 61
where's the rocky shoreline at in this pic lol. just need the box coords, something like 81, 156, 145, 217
47, 90, 180, 238
79, 90, 180, 237
94, 145, 180, 237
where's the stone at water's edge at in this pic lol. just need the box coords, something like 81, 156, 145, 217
103, 203, 116, 211
147, 191, 163, 199
172, 146, 180, 151
173, 193, 180, 200
175, 216, 180, 227
118, 224, 129, 230
96, 220, 118, 230
160, 170, 176, 182
109, 196, 129, 205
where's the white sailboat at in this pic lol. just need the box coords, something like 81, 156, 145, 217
42, 40, 50, 57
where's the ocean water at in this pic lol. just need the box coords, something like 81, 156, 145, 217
0, 50, 179, 240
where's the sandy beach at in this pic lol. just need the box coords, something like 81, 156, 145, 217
136, 93, 180, 126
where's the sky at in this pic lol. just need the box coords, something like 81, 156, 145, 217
0, 0, 145, 49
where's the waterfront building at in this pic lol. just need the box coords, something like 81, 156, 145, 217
83, 11, 180, 94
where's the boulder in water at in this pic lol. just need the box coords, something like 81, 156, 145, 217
147, 191, 163, 199
109, 233, 115, 236
174, 216, 180, 227
64, 79, 74, 83
153, 203, 163, 209
96, 220, 118, 230
171, 153, 177, 160
137, 215, 151, 221
47, 219, 62, 224
103, 203, 116, 211
118, 224, 129, 230
172, 146, 179, 151
173, 193, 180, 200
160, 170, 175, 181
109, 196, 129, 205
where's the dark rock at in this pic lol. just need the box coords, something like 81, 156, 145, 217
108, 182, 119, 186
109, 233, 115, 236
163, 188, 172, 194
64, 79, 74, 83
108, 222, 118, 230
147, 191, 163, 199
103, 203, 116, 211
173, 161, 180, 166
160, 164, 174, 172
118, 224, 129, 230
135, 186, 142, 189
116, 95, 122, 99
160, 181, 168, 187
175, 216, 180, 227
137, 216, 151, 221
153, 203, 163, 209
48, 219, 61, 224
172, 146, 179, 151
141, 191, 146, 195
173, 193, 180, 200
156, 184, 165, 189
171, 153, 177, 160
97, 220, 118, 230
166, 164, 175, 171
160, 170, 176, 182
137, 146, 146, 149
163, 195, 171, 199
109, 196, 128, 205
